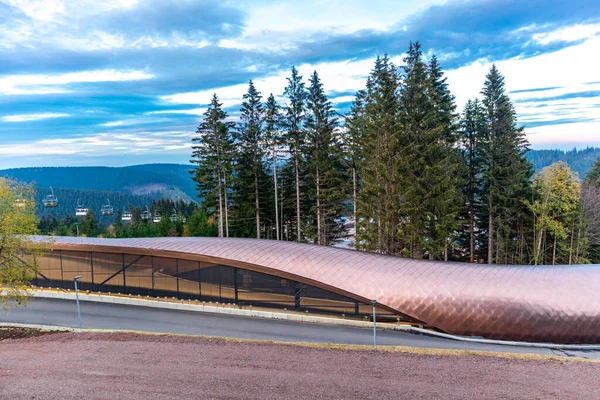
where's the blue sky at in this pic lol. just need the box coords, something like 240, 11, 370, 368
0, 0, 599, 168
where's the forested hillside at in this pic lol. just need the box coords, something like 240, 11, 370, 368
0, 164, 196, 199
0, 164, 198, 224
526, 148, 600, 178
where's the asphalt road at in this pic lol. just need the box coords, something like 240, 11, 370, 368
2, 298, 599, 359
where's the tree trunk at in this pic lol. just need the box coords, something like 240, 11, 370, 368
223, 173, 229, 238
352, 166, 357, 221
552, 233, 557, 265
569, 220, 575, 265
216, 159, 223, 238
273, 150, 280, 241
295, 153, 301, 241
255, 170, 260, 239
470, 209, 474, 263
488, 198, 493, 264
316, 164, 321, 245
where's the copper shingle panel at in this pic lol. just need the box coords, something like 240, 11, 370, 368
35, 236, 600, 344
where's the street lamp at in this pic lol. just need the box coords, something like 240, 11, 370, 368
371, 299, 377, 347
74, 275, 82, 329
75, 222, 79, 237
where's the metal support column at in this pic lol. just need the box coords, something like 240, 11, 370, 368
234, 268, 239, 304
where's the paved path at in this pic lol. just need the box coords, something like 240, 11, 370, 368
2, 298, 599, 359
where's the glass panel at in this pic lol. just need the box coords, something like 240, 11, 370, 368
237, 270, 296, 307
178, 259, 200, 298
38, 253, 62, 281
124, 254, 152, 291
199, 263, 220, 301
153, 257, 177, 295
61, 251, 92, 283
93, 253, 124, 289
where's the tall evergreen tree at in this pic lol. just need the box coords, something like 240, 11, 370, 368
480, 65, 532, 263
428, 54, 458, 144
343, 89, 367, 222
282, 66, 307, 241
190, 94, 235, 238
399, 42, 461, 260
232, 80, 267, 238
305, 71, 346, 245
459, 99, 486, 262
357, 55, 403, 254
264, 93, 283, 240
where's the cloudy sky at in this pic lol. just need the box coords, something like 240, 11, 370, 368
0, 0, 599, 168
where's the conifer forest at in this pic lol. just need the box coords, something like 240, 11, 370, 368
190, 42, 599, 265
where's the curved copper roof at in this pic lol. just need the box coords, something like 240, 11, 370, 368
36, 236, 600, 344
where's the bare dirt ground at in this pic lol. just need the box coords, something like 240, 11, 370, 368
1, 329, 599, 400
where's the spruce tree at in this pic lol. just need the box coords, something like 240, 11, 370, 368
232, 80, 267, 238
480, 65, 532, 263
344, 90, 367, 222
459, 99, 486, 262
190, 94, 235, 238
264, 93, 283, 240
399, 42, 461, 260
282, 66, 307, 241
357, 55, 403, 254
305, 71, 346, 245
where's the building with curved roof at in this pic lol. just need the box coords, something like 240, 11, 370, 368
31, 236, 600, 344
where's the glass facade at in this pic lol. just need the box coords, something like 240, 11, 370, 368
33, 250, 400, 320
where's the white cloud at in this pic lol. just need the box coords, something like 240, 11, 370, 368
161, 58, 377, 109
0, 69, 153, 95
445, 36, 600, 147
0, 131, 191, 157
2, 112, 69, 122
148, 108, 206, 116
532, 23, 600, 45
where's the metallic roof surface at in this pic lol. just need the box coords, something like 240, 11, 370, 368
35, 236, 600, 343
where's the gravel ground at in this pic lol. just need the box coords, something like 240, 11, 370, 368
1, 331, 599, 399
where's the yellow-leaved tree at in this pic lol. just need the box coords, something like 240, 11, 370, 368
0, 177, 50, 308
529, 162, 587, 265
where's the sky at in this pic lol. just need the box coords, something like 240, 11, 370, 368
0, 0, 599, 168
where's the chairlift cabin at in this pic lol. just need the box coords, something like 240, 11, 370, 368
42, 187, 59, 208
141, 206, 151, 221
169, 210, 186, 223
101, 198, 114, 216
121, 211, 132, 222
75, 199, 89, 217
152, 212, 161, 223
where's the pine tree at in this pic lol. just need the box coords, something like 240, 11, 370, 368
264, 94, 283, 240
282, 66, 307, 241
480, 65, 532, 263
190, 94, 235, 238
232, 81, 267, 238
305, 71, 346, 245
